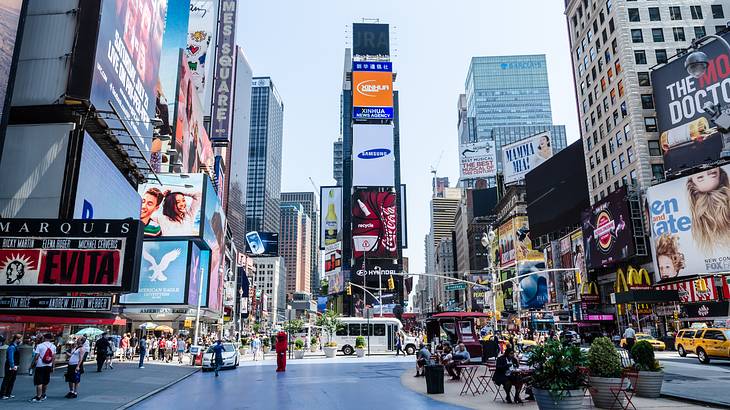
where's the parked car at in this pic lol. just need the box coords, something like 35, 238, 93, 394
202, 343, 239, 370
620, 333, 666, 351
678, 328, 730, 364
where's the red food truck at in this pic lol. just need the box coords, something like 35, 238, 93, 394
425, 312, 487, 362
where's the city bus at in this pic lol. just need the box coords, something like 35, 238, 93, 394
332, 317, 418, 355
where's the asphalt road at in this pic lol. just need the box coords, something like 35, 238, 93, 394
657, 350, 730, 407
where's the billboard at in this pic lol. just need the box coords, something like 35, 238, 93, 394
502, 131, 554, 184
656, 277, 717, 303
209, 0, 237, 144
518, 258, 548, 309
119, 241, 189, 304
74, 133, 140, 220
320, 186, 342, 249
581, 186, 635, 269
352, 23, 389, 59
187, 241, 210, 307
352, 124, 395, 186
352, 188, 398, 259
187, 0, 216, 103
174, 53, 214, 174
0, 219, 142, 292
570, 229, 587, 295
0, 0, 26, 137
498, 219, 516, 267
138, 173, 203, 238
352, 63, 393, 120
159, 0, 190, 110
324, 242, 342, 275
651, 32, 730, 173
91, 0, 166, 161
646, 165, 730, 279
244, 232, 279, 256
459, 141, 497, 179
203, 176, 225, 310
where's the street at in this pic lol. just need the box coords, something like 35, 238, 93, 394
657, 351, 730, 407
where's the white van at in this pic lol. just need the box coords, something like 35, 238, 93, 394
332, 317, 418, 355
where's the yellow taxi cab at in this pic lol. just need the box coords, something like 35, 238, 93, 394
620, 333, 666, 351
675, 328, 701, 357
680, 328, 730, 364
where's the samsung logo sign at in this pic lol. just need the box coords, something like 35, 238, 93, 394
357, 148, 391, 159
500, 62, 542, 70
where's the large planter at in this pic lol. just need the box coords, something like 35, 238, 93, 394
589, 376, 626, 409
294, 349, 305, 359
635, 371, 664, 398
355, 347, 366, 357
533, 388, 584, 410
310, 344, 318, 353
239, 347, 246, 356
263, 345, 270, 354
323, 346, 337, 358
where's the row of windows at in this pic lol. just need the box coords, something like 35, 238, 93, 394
628, 5, 724, 22
630, 27, 691, 43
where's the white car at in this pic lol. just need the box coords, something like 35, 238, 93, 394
202, 343, 239, 371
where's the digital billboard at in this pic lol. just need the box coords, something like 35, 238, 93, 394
91, 0, 166, 162
352, 188, 398, 259
0, 0, 26, 137
74, 133, 140, 220
352, 23, 389, 59
0, 219, 142, 292
646, 164, 730, 280
324, 242, 342, 276
570, 229, 587, 294
245, 232, 279, 256
187, 0, 216, 103
498, 219, 515, 267
502, 131, 554, 184
159, 0, 190, 110
138, 173, 204, 238
203, 176, 225, 310
119, 241, 189, 304
174, 53, 214, 174
581, 186, 635, 269
320, 186, 342, 249
209, 0, 237, 144
352, 124, 395, 186
651, 32, 730, 174
518, 258, 548, 309
459, 141, 497, 179
352, 62, 393, 120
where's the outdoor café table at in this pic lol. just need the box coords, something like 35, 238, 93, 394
457, 364, 481, 396
511, 365, 534, 398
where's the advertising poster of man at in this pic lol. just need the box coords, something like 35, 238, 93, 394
570, 229, 587, 293
647, 164, 730, 281
138, 174, 203, 237
119, 241, 188, 304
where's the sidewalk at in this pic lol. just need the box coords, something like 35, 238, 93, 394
2, 361, 198, 409
238, 349, 415, 366
400, 370, 720, 410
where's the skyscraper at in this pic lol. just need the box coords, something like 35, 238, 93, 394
333, 137, 343, 186
247, 77, 284, 233
280, 202, 311, 297
281, 191, 320, 294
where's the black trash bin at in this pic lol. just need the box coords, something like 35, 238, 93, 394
425, 364, 444, 394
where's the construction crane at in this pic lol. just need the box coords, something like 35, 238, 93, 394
429, 150, 444, 178
309, 177, 320, 211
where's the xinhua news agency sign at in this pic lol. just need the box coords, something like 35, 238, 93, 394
209, 0, 237, 144
352, 61, 393, 120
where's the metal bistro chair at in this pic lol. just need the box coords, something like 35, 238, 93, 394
610, 369, 639, 410
486, 361, 508, 402
475, 362, 495, 394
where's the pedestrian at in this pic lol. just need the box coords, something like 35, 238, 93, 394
29, 333, 56, 402
275, 331, 288, 372
165, 337, 173, 362
395, 334, 404, 356
63, 338, 84, 399
211, 340, 225, 377
176, 335, 186, 363
105, 335, 115, 369
623, 324, 636, 355
129, 334, 138, 360
150, 336, 157, 360
119, 334, 129, 362
0, 334, 21, 400
158, 337, 166, 362
138, 336, 147, 369
95, 333, 110, 372
251, 336, 260, 361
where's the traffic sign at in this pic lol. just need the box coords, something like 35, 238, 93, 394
445, 283, 467, 291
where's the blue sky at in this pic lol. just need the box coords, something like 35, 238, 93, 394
237, 0, 580, 276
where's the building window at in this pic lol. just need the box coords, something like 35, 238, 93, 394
609, 18, 615, 33
615, 59, 622, 74
618, 80, 625, 96
712, 5, 725, 19
644, 116, 658, 131
638, 72, 651, 86
656, 49, 668, 64
641, 94, 654, 109
611, 159, 618, 176
652, 164, 665, 182
652, 28, 664, 42
690, 5, 703, 19
609, 138, 615, 153
616, 131, 623, 147
648, 140, 662, 156
649, 7, 661, 21
635, 50, 647, 64
627, 146, 635, 163
628, 8, 640, 22
669, 6, 682, 20
715, 25, 726, 34
620, 101, 627, 116
695, 26, 707, 39
631, 29, 644, 43
673, 27, 686, 42
630, 170, 638, 185
619, 153, 626, 169
592, 176, 597, 190
598, 170, 604, 184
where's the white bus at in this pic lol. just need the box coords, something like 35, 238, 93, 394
332, 317, 418, 355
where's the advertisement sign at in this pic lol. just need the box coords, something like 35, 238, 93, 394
187, 0, 216, 100
570, 229, 587, 295
0, 219, 141, 291
203, 177, 224, 311
352, 124, 395, 186
209, 0, 237, 144
138, 173, 203, 238
159, 0, 190, 113
656, 277, 717, 303
0, 0, 26, 136
352, 23, 389, 59
459, 141, 497, 179
498, 216, 537, 267
352, 66, 393, 120
320, 187, 342, 249
119, 241, 189, 304
684, 301, 730, 319
324, 242, 342, 277
74, 133, 140, 220
353, 258, 400, 293
91, 0, 166, 161
498, 219, 515, 267
651, 31, 730, 173
647, 164, 730, 279
187, 241, 209, 307
581, 186, 634, 269
352, 188, 398, 259
502, 132, 554, 184
174, 53, 214, 174
244, 232, 279, 256
327, 271, 344, 295
0, 296, 111, 311
518, 258, 548, 309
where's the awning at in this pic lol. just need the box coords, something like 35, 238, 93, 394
612, 289, 679, 304
0, 314, 126, 326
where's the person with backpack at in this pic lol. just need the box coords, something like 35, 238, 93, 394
29, 333, 56, 402
95, 333, 110, 372
1, 334, 21, 400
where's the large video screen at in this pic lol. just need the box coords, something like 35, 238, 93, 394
245, 231, 279, 256
352, 187, 398, 259
119, 240, 189, 304
138, 173, 204, 238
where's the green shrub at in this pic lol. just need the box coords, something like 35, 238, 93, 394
355, 336, 366, 348
310, 336, 318, 345
294, 338, 304, 350
588, 337, 622, 378
632, 340, 661, 371
527, 339, 587, 396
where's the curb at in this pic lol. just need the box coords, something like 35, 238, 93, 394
115, 367, 200, 410
660, 393, 727, 408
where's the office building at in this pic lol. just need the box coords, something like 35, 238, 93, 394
247, 77, 284, 233
281, 191, 320, 295
564, 0, 730, 203
280, 201, 312, 297
251, 256, 287, 322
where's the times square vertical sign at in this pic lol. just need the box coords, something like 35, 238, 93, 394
209, 0, 237, 145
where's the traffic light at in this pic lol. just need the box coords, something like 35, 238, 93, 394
695, 278, 708, 292
387, 275, 395, 290
346, 283, 352, 295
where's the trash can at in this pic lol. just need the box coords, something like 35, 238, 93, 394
425, 364, 444, 394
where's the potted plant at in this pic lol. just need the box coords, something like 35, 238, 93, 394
587, 337, 625, 409
316, 309, 342, 358
239, 337, 248, 355
355, 336, 366, 357
310, 336, 319, 352
527, 339, 587, 410
631, 340, 664, 398
262, 337, 270, 354
293, 338, 305, 359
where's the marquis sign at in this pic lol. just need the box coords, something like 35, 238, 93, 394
0, 296, 112, 311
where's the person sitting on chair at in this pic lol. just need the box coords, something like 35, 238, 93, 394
445, 343, 471, 380
414, 343, 431, 377
492, 347, 524, 404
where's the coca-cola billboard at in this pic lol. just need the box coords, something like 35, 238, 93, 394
352, 188, 398, 259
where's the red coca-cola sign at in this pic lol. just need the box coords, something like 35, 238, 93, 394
352, 188, 398, 259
